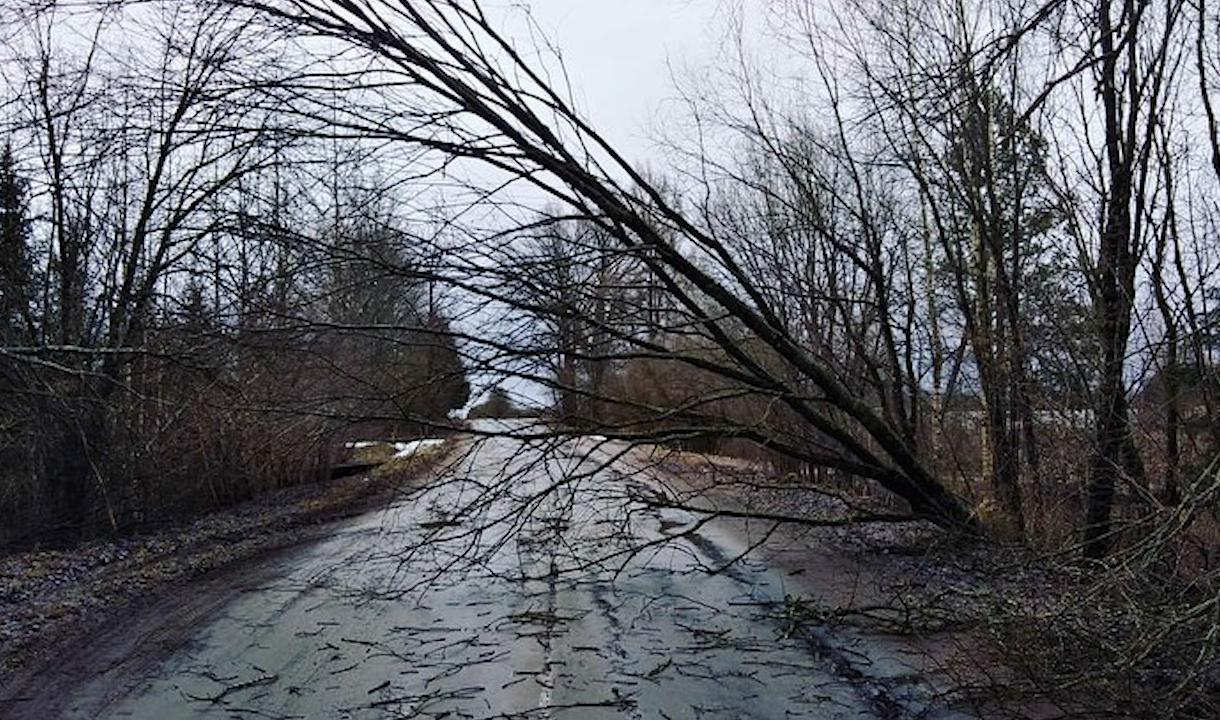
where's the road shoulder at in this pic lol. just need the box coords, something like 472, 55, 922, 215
0, 440, 458, 709
619, 444, 1079, 718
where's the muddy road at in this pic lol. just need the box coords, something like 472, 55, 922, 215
8, 424, 971, 719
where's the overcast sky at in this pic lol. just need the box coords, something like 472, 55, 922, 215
517, 1, 727, 162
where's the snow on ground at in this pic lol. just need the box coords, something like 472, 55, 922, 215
344, 439, 447, 457
392, 439, 446, 458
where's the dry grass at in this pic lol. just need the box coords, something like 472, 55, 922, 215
342, 439, 449, 478
349, 442, 401, 466
372, 443, 447, 478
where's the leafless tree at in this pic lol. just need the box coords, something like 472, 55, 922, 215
0, 0, 471, 542
225, 0, 981, 531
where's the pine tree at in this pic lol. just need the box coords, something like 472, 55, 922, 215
0, 141, 34, 344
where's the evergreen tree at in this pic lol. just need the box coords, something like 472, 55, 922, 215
0, 141, 34, 344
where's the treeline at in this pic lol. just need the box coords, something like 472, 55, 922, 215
39, 0, 1216, 710
10, 0, 1220, 567
6, 0, 1216, 705
0, 4, 468, 544
433, 0, 1220, 557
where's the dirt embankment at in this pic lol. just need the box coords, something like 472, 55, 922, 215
0, 441, 457, 694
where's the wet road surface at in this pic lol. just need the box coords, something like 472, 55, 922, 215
38, 425, 972, 719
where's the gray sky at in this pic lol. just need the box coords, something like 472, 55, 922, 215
462, 2, 738, 409
519, 1, 726, 162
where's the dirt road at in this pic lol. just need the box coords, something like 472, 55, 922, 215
6, 423, 972, 719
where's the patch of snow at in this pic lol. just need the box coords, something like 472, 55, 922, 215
344, 441, 379, 449
393, 439, 445, 458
